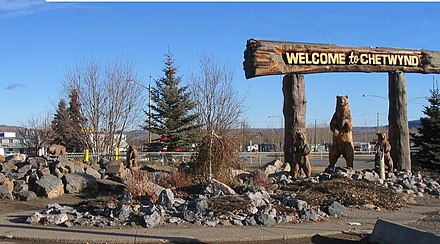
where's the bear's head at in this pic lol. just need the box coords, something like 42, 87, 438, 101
336, 95, 349, 108
377, 132, 388, 145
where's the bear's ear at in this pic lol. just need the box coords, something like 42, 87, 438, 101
336, 95, 340, 99
345, 95, 349, 99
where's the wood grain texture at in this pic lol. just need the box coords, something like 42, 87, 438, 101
243, 39, 440, 78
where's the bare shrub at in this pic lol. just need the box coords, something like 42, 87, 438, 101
124, 171, 158, 202
252, 170, 272, 189
159, 169, 192, 190
190, 131, 241, 185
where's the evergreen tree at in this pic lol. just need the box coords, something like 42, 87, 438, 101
412, 85, 440, 168
52, 99, 70, 146
67, 89, 86, 152
145, 51, 199, 151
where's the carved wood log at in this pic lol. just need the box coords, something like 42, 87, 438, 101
244, 39, 440, 78
388, 71, 411, 172
283, 74, 306, 172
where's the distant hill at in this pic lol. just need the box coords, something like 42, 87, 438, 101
0, 125, 23, 133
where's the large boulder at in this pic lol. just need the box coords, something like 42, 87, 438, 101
0, 183, 13, 200
84, 165, 101, 179
204, 178, 236, 196
157, 189, 175, 209
63, 173, 98, 194
260, 159, 290, 175
35, 174, 64, 199
105, 161, 126, 178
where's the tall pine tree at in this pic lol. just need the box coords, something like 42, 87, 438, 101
145, 51, 199, 151
51, 89, 86, 152
67, 89, 86, 152
52, 99, 70, 146
412, 84, 440, 168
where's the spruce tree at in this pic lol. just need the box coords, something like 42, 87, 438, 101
52, 99, 70, 146
412, 85, 440, 168
67, 89, 86, 152
145, 51, 199, 151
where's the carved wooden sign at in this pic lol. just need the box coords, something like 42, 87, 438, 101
243, 39, 440, 79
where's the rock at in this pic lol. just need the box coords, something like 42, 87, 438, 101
301, 209, 319, 221
244, 191, 270, 207
17, 164, 32, 174
194, 198, 208, 215
319, 173, 332, 181
284, 197, 308, 211
260, 160, 290, 175
351, 173, 363, 180
53, 168, 64, 178
114, 204, 132, 221
26, 212, 44, 224
0, 184, 13, 200
28, 157, 47, 169
38, 167, 51, 176
182, 207, 196, 222
143, 209, 162, 228
13, 180, 28, 193
35, 174, 64, 199
96, 178, 126, 193
400, 178, 413, 190
255, 213, 276, 226
325, 201, 347, 217
84, 165, 101, 179
158, 189, 175, 209
12, 153, 27, 162
204, 178, 236, 196
44, 213, 69, 225
0, 173, 5, 184
15, 190, 37, 201
364, 171, 379, 182
1, 162, 17, 173
105, 161, 126, 178
204, 217, 219, 227
58, 158, 75, 173
63, 173, 98, 194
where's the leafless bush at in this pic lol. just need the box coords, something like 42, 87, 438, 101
189, 131, 241, 185
159, 169, 192, 190
124, 171, 157, 202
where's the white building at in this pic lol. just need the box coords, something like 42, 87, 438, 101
0, 132, 23, 156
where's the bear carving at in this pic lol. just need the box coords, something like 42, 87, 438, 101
48, 144, 67, 156
328, 95, 354, 169
292, 131, 312, 178
375, 132, 394, 174
126, 145, 139, 170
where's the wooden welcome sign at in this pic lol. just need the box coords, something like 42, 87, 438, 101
244, 39, 440, 78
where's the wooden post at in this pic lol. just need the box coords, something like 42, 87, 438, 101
388, 71, 411, 172
283, 74, 307, 170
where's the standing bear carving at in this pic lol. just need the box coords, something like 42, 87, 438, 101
48, 144, 67, 156
328, 95, 354, 169
292, 131, 312, 178
375, 132, 394, 175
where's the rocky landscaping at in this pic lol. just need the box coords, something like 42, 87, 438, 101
1, 154, 439, 229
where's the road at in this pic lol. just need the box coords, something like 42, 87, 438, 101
242, 152, 376, 172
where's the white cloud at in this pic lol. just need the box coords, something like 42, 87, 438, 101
0, 0, 70, 18
0, 0, 45, 11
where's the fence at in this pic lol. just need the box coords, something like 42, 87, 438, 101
66, 151, 375, 167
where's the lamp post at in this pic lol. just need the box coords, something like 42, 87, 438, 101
127, 77, 152, 144
268, 115, 283, 151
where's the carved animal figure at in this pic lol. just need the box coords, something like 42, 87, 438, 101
375, 132, 394, 174
328, 95, 354, 169
48, 144, 67, 156
126, 145, 139, 169
292, 131, 312, 178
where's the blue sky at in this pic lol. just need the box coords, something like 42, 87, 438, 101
1, 1, 440, 129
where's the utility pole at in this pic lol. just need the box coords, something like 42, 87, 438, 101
314, 119, 317, 152
148, 75, 152, 144
376, 112, 379, 133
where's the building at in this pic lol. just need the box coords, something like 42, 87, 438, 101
0, 132, 23, 156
